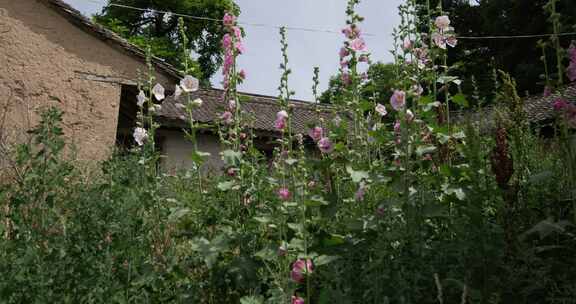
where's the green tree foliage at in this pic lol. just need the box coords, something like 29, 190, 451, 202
320, 62, 396, 104
416, 0, 576, 98
94, 0, 240, 81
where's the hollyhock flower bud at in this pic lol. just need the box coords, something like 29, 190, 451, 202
403, 37, 412, 50
223, 13, 236, 26
341, 72, 351, 86
339, 47, 350, 59
191, 98, 203, 107
238, 69, 246, 80
406, 109, 415, 122
394, 120, 401, 134
228, 99, 236, 110
375, 103, 387, 117
239, 132, 247, 140
227, 167, 236, 177
333, 116, 342, 126
152, 83, 165, 101
350, 38, 367, 52
390, 90, 406, 111
292, 296, 305, 304
358, 54, 369, 63
318, 137, 334, 154
137, 90, 146, 107
181, 75, 199, 92
290, 259, 313, 283
220, 111, 234, 125
235, 41, 245, 54
340, 59, 349, 69
277, 187, 291, 201
278, 245, 287, 256
133, 127, 148, 146
435, 15, 451, 30
308, 126, 324, 141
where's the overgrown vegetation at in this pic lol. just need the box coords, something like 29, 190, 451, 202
1, 0, 576, 303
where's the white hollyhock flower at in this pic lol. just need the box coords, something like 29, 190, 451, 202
174, 85, 183, 99
375, 103, 387, 117
191, 98, 203, 107
152, 83, 165, 101
276, 110, 288, 119
133, 127, 148, 146
180, 75, 199, 92
137, 90, 146, 107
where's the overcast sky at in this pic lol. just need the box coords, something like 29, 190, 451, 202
63, 0, 403, 100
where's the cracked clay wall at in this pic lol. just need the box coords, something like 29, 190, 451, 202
0, 0, 175, 175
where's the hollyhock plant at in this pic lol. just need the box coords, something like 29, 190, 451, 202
180, 75, 199, 92
318, 137, 334, 154
277, 187, 291, 201
152, 83, 165, 101
133, 127, 148, 146
290, 259, 313, 283
292, 296, 305, 304
390, 90, 406, 111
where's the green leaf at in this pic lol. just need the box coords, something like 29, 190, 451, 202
190, 150, 211, 164
168, 208, 190, 223
416, 145, 437, 157
254, 247, 278, 261
240, 296, 264, 304
217, 181, 235, 191
452, 93, 469, 108
222, 149, 242, 166
346, 165, 369, 183
322, 234, 346, 247
305, 195, 329, 207
315, 255, 340, 266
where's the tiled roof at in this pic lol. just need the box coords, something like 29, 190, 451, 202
158, 88, 340, 134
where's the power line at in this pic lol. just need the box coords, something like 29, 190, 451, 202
77, 0, 576, 40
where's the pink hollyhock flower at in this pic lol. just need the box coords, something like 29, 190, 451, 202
277, 110, 289, 119
292, 296, 305, 304
543, 86, 552, 97
228, 99, 236, 110
340, 59, 349, 69
233, 26, 242, 40
403, 37, 412, 50
133, 127, 148, 146
308, 126, 324, 141
318, 137, 334, 154
375, 103, 387, 117
394, 120, 401, 134
355, 182, 366, 201
274, 117, 286, 130
290, 259, 313, 283
435, 15, 451, 31
339, 47, 350, 59
553, 98, 568, 111
235, 41, 245, 54
446, 35, 458, 48
152, 83, 165, 101
341, 72, 351, 86
220, 111, 234, 125
342, 26, 361, 39
222, 34, 232, 49
569, 42, 576, 62
277, 187, 291, 201
390, 90, 406, 111
223, 13, 236, 26
350, 38, 367, 52
567, 62, 576, 82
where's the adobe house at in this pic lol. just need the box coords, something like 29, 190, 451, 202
0, 0, 335, 176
